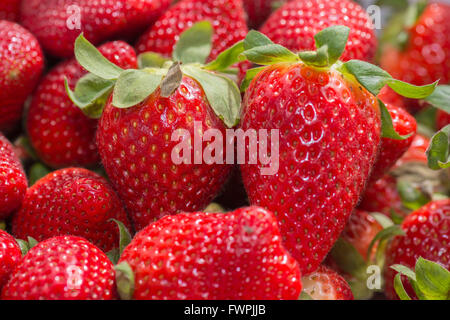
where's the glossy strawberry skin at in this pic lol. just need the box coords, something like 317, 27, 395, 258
119, 207, 302, 300
27, 41, 138, 169
97, 76, 231, 231
243, 0, 288, 29
369, 103, 417, 183
0, 20, 44, 133
384, 200, 450, 300
302, 265, 354, 300
436, 110, 450, 130
0, 230, 21, 290
20, 0, 171, 58
260, 0, 377, 62
1, 236, 116, 300
0, 0, 20, 21
136, 0, 248, 62
380, 3, 450, 112
394, 133, 429, 167
240, 63, 381, 274
0, 133, 27, 220
11, 168, 131, 252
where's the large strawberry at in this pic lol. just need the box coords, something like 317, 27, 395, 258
301, 265, 354, 300
136, 0, 248, 62
67, 23, 242, 231
260, 0, 377, 62
243, 0, 288, 29
27, 41, 138, 169
369, 102, 417, 183
12, 168, 131, 252
0, 0, 20, 21
0, 133, 27, 220
239, 26, 437, 274
20, 0, 171, 58
0, 20, 44, 133
0, 230, 21, 290
384, 199, 450, 300
1, 236, 116, 300
115, 207, 302, 300
380, 2, 450, 112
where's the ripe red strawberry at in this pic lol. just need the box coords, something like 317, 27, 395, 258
394, 133, 429, 167
260, 0, 377, 62
136, 0, 248, 62
359, 175, 406, 217
243, 0, 288, 29
0, 20, 44, 133
116, 207, 302, 300
20, 0, 171, 58
340, 210, 383, 261
12, 168, 131, 252
384, 199, 450, 300
436, 110, 450, 130
0, 0, 20, 21
27, 41, 138, 169
97, 77, 231, 230
369, 103, 417, 183
302, 265, 354, 300
0, 133, 27, 220
0, 230, 21, 290
1, 236, 116, 300
380, 3, 450, 113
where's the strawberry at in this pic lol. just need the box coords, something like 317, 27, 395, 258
239, 26, 436, 274
11, 168, 131, 252
359, 175, 406, 217
1, 236, 116, 300
369, 102, 417, 183
394, 133, 429, 167
136, 0, 248, 62
116, 207, 302, 300
243, 0, 288, 29
260, 0, 377, 62
27, 41, 138, 169
301, 265, 354, 300
0, 20, 44, 133
0, 230, 21, 290
0, 133, 27, 220
68, 24, 242, 230
20, 0, 171, 58
0, 0, 20, 21
384, 199, 450, 300
380, 2, 450, 112
436, 110, 450, 130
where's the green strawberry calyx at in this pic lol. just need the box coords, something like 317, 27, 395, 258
15, 236, 38, 256
66, 21, 243, 128
106, 219, 133, 265
391, 257, 450, 300
426, 124, 450, 170
115, 261, 135, 300
239, 25, 438, 140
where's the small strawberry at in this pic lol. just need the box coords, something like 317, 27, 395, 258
0, 230, 21, 290
0, 133, 27, 220
20, 0, 171, 58
380, 2, 450, 112
136, 0, 248, 62
0, 0, 20, 21
260, 0, 377, 62
239, 26, 435, 274
115, 207, 302, 300
1, 236, 116, 300
436, 110, 450, 130
301, 265, 354, 300
394, 133, 429, 167
12, 168, 131, 252
369, 102, 417, 183
384, 199, 450, 300
27, 41, 138, 168
243, 0, 288, 29
68, 23, 242, 230
0, 20, 44, 133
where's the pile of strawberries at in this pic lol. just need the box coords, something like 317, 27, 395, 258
0, 0, 449, 301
